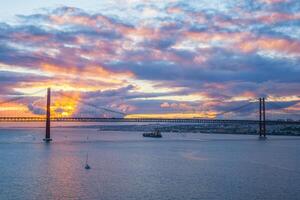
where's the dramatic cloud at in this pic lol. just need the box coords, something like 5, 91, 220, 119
0, 0, 299, 119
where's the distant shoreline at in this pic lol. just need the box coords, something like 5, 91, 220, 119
0, 123, 299, 136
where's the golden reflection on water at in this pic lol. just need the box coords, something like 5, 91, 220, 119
39, 143, 92, 199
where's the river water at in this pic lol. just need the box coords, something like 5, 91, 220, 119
0, 125, 299, 200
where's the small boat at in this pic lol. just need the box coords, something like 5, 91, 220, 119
85, 164, 91, 170
143, 129, 162, 138
85, 153, 91, 170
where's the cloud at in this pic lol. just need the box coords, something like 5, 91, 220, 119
0, 1, 299, 119
259, 0, 290, 4
28, 103, 46, 115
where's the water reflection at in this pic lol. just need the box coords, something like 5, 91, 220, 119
0, 128, 300, 200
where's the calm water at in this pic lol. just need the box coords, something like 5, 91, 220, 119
0, 126, 300, 200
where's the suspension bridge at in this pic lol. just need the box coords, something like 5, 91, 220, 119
0, 88, 299, 142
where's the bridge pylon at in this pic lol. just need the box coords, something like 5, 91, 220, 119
259, 97, 266, 138
43, 88, 52, 142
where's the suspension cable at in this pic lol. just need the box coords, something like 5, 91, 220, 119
216, 101, 256, 117
267, 101, 300, 117
58, 92, 126, 116
0, 89, 45, 106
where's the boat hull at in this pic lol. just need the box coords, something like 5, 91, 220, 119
143, 133, 162, 138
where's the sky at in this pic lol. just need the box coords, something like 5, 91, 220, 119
0, 0, 299, 119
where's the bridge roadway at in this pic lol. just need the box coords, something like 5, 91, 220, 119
0, 117, 299, 125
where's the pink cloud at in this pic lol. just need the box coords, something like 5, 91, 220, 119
257, 12, 300, 24
167, 6, 183, 14
259, 0, 289, 4
238, 37, 300, 56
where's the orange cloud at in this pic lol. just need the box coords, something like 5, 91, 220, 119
41, 63, 134, 84
230, 91, 257, 101
0, 102, 37, 117
15, 80, 111, 92
51, 92, 80, 117
121, 26, 161, 40
238, 37, 300, 56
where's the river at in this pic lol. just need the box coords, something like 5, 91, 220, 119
0, 125, 299, 200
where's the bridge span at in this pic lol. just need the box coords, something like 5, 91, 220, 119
0, 117, 299, 125
1, 88, 299, 141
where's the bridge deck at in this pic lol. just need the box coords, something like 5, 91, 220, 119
0, 117, 299, 125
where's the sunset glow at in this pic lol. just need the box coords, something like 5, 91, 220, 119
0, 0, 299, 119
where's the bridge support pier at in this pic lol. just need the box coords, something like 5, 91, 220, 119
259, 97, 266, 138
43, 88, 52, 142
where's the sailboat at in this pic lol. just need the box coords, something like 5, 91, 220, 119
85, 153, 91, 169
